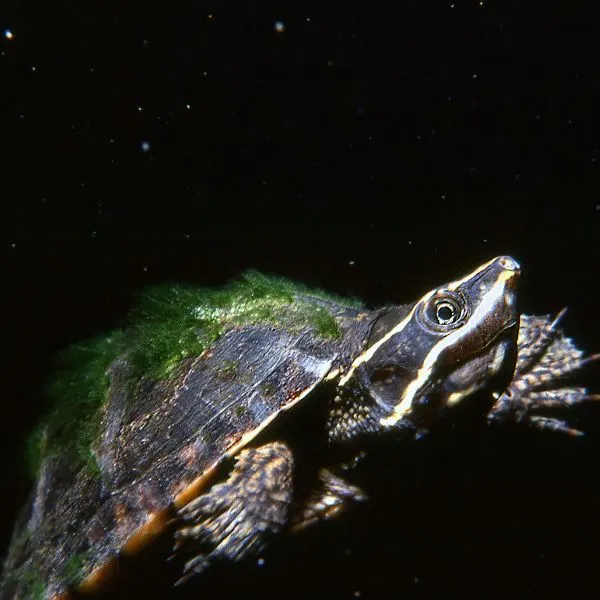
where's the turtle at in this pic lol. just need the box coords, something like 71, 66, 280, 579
1, 256, 597, 599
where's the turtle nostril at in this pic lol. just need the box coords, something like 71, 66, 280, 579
498, 256, 520, 272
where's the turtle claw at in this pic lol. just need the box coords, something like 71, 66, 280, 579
549, 307, 568, 330
528, 416, 585, 437
174, 555, 210, 586
557, 392, 600, 407
581, 353, 600, 367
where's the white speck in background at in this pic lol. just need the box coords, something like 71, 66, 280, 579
274, 21, 285, 33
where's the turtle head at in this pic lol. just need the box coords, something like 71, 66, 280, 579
332, 256, 521, 439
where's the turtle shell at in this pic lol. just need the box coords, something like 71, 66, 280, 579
0, 274, 369, 600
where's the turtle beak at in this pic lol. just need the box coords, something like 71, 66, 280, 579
451, 255, 521, 343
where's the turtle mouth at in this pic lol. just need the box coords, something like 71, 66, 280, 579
444, 324, 519, 409
498, 316, 518, 337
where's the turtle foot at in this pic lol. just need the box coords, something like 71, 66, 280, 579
291, 468, 366, 532
487, 312, 599, 434
173, 441, 294, 585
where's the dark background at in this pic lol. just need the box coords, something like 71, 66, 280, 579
2, 0, 600, 598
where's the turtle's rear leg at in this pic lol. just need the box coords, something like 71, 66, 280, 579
291, 469, 367, 532
173, 441, 293, 584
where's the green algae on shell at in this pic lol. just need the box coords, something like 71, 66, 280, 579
26, 331, 125, 478
25, 271, 363, 478
127, 270, 362, 379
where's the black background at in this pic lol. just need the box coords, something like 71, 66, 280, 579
2, 0, 600, 598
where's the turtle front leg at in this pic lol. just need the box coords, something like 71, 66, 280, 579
488, 311, 599, 436
291, 469, 367, 532
174, 441, 293, 584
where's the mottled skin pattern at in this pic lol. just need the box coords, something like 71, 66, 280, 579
1, 258, 596, 599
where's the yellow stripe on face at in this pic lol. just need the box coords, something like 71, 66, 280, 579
445, 256, 498, 291
338, 257, 518, 390
446, 256, 519, 292
338, 289, 437, 388
380, 268, 516, 427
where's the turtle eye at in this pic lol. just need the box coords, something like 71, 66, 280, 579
435, 300, 458, 325
419, 291, 466, 331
